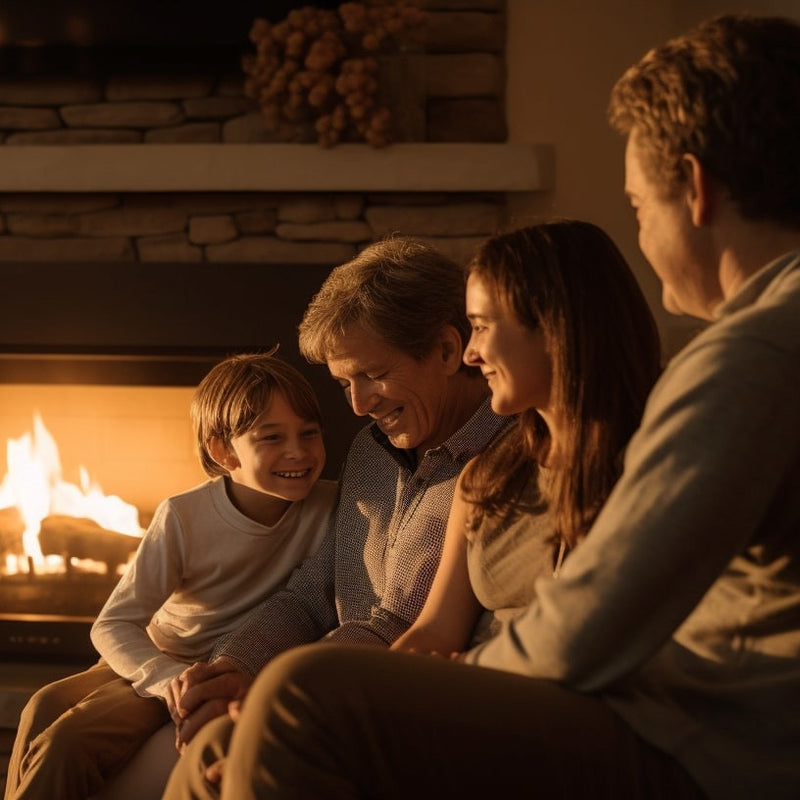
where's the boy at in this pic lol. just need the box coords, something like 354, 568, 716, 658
6, 351, 337, 800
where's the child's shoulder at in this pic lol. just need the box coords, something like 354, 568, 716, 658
294, 479, 338, 530
174, 477, 219, 498
309, 478, 339, 505
297, 479, 338, 516
157, 478, 221, 513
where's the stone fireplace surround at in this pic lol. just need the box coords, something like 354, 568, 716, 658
0, 0, 528, 267
0, 0, 551, 647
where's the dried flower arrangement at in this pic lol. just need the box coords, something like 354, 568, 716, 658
242, 1, 427, 147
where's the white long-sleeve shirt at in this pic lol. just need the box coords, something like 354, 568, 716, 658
465, 252, 800, 800
90, 476, 337, 701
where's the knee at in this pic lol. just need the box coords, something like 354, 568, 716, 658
18, 683, 71, 738
183, 714, 235, 769
29, 710, 83, 758
16, 712, 87, 782
242, 644, 371, 735
248, 644, 352, 708
165, 715, 233, 798
225, 646, 383, 796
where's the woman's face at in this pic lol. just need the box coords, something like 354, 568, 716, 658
464, 273, 553, 416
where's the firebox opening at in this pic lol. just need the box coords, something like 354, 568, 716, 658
0, 260, 361, 473
1, 260, 362, 661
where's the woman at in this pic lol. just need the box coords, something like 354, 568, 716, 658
393, 220, 662, 656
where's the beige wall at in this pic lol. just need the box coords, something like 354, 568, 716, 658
505, 0, 800, 357
672, 0, 800, 30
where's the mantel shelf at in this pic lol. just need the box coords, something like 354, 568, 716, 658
0, 143, 554, 193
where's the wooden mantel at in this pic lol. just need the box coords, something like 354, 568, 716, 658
0, 143, 554, 193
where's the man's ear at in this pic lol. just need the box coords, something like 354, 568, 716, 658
209, 437, 238, 471
682, 153, 716, 227
438, 325, 464, 376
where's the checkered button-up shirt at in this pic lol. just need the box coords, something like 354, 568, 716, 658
213, 398, 509, 675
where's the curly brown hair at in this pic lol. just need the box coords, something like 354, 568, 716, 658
608, 13, 800, 228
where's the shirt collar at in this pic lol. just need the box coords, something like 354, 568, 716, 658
714, 249, 800, 320
370, 424, 416, 470
369, 398, 509, 471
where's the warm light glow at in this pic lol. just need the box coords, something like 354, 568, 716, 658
0, 412, 143, 574
64, 15, 92, 47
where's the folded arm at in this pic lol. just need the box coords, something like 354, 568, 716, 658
90, 502, 186, 702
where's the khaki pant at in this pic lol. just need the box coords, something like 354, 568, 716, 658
6, 661, 170, 800
163, 644, 706, 800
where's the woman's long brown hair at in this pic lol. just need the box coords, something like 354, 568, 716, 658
461, 221, 662, 549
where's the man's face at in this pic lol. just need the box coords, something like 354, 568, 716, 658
325, 325, 456, 455
624, 134, 719, 320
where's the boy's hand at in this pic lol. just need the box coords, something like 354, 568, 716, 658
170, 657, 252, 748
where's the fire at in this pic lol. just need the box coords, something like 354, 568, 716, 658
0, 412, 143, 574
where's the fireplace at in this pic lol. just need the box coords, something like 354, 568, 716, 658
0, 259, 362, 661
0, 8, 528, 789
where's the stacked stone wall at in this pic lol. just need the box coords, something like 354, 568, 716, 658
0, 0, 506, 266
0, 0, 505, 145
0, 190, 506, 266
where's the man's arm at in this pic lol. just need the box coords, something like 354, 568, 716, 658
213, 521, 339, 671
465, 332, 800, 689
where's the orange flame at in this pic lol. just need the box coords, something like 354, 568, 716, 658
0, 412, 143, 573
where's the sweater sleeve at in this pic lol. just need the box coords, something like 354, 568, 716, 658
90, 499, 188, 701
464, 332, 800, 689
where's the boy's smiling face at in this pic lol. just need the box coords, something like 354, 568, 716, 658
219, 390, 326, 523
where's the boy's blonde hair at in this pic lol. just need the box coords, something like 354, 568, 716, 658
191, 349, 322, 478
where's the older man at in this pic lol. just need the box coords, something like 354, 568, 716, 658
161, 238, 507, 783
164, 14, 800, 800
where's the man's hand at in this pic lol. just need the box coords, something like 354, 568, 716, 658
202, 700, 243, 785
170, 657, 253, 750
